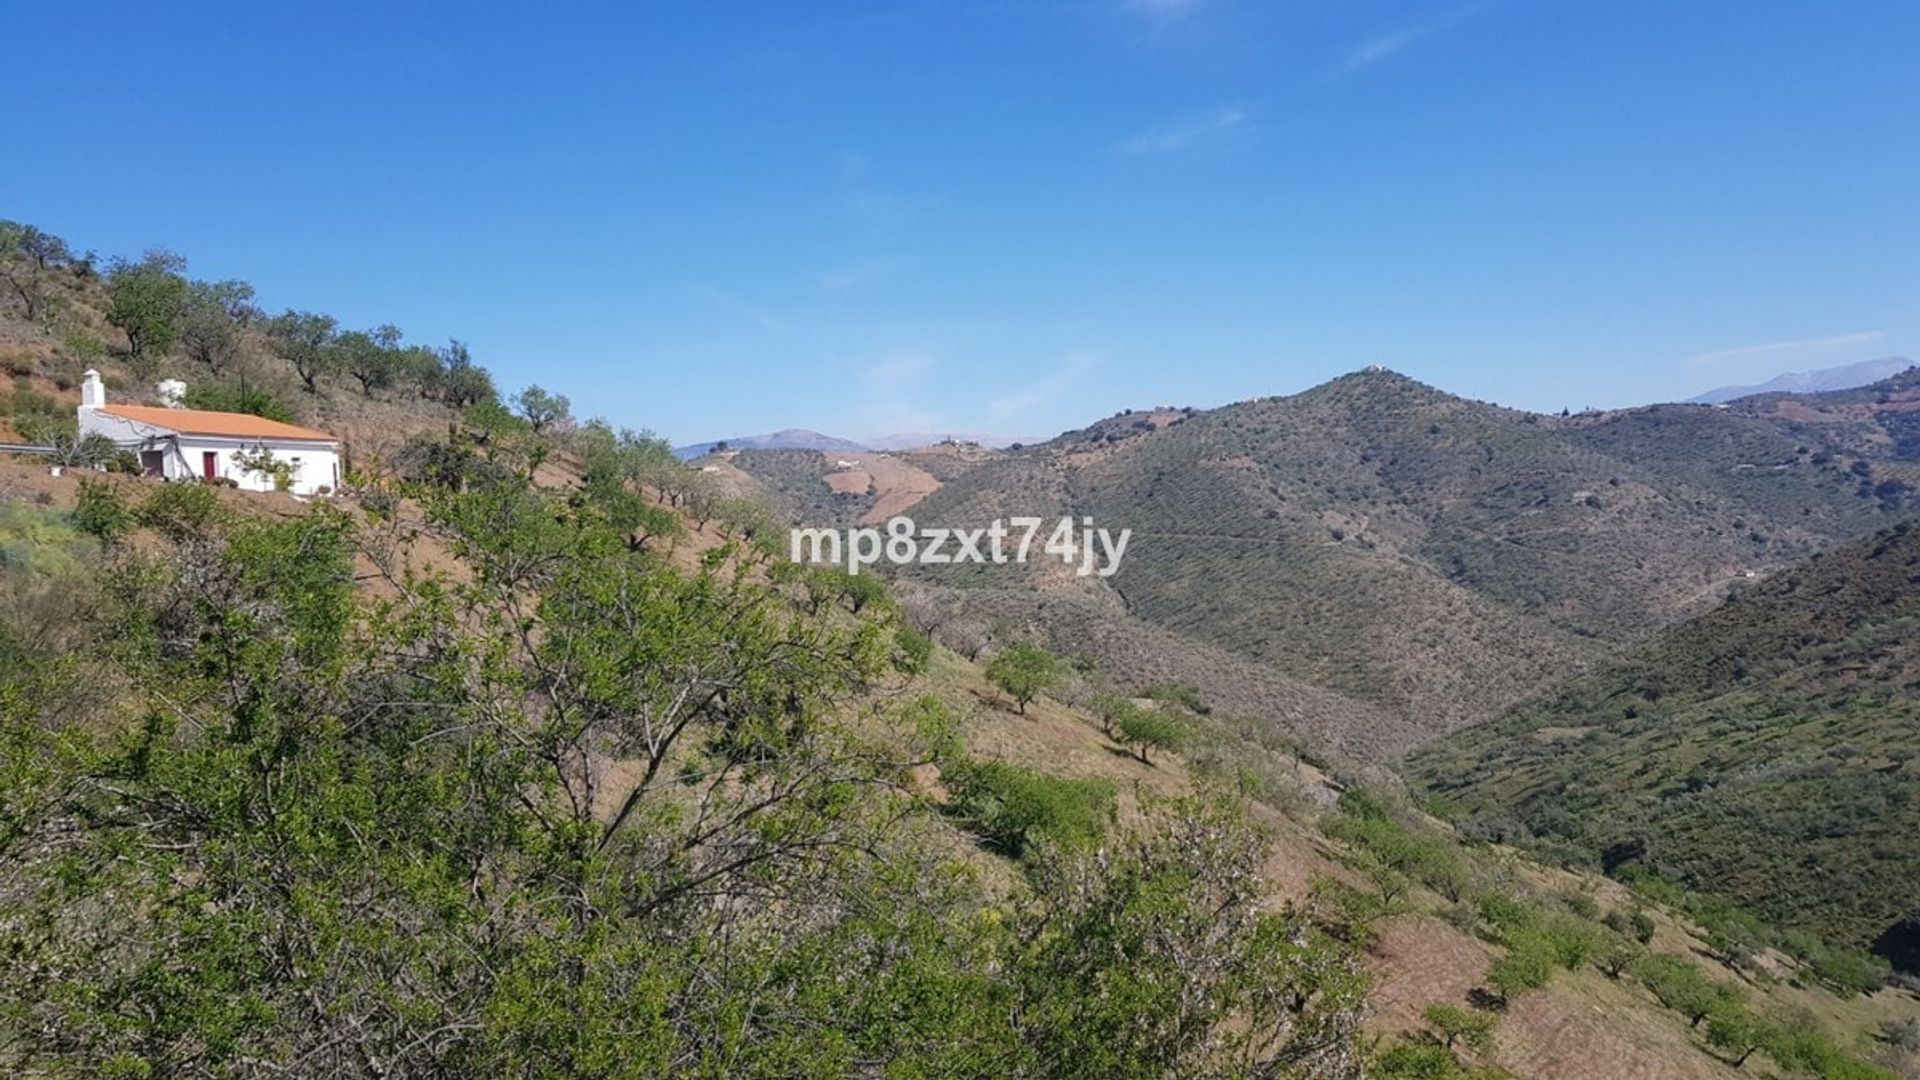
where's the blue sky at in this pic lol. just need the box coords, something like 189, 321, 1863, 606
6, 1, 1918, 444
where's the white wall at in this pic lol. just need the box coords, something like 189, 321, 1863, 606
174, 438, 342, 496
77, 408, 341, 496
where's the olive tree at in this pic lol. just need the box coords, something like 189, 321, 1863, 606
986, 640, 1060, 714
105, 250, 189, 373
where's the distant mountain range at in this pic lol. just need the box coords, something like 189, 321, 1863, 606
675, 429, 870, 460
723, 366, 1920, 762
864, 431, 1033, 451
677, 428, 1030, 459
1687, 355, 1914, 404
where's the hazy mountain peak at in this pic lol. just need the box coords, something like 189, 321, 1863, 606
1687, 355, 1915, 404
675, 428, 869, 460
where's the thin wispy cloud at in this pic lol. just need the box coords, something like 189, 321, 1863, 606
867, 350, 937, 385
1117, 107, 1246, 155
694, 285, 793, 336
1127, 0, 1204, 22
988, 352, 1102, 421
1685, 330, 1887, 369
1343, 2, 1485, 71
818, 258, 904, 292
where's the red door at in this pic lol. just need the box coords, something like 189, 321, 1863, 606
202, 451, 218, 482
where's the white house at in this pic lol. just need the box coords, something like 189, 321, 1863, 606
76, 371, 342, 496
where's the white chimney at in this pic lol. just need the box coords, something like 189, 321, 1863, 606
156, 379, 187, 407
80, 369, 106, 409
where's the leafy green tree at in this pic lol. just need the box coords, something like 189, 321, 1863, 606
432, 338, 496, 407
1423, 1003, 1496, 1053
1542, 917, 1598, 971
1485, 932, 1556, 1004
178, 279, 254, 373
0, 220, 71, 320
1633, 953, 1742, 1027
1808, 943, 1892, 997
1360, 853, 1412, 907
106, 250, 189, 373
892, 624, 934, 675
1629, 907, 1657, 945
0, 465, 1381, 1079
1116, 706, 1186, 764
1004, 795, 1370, 1078
512, 384, 573, 433
134, 482, 227, 539
1089, 691, 1133, 736
337, 325, 401, 396
1414, 843, 1471, 902
1593, 931, 1644, 979
985, 640, 1059, 714
837, 569, 890, 614
269, 308, 340, 393
1704, 1009, 1774, 1069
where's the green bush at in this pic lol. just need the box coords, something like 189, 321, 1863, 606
944, 758, 1115, 857
1807, 943, 1892, 997
1373, 1042, 1472, 1078
1142, 682, 1209, 715
72, 479, 132, 543
184, 383, 296, 423
136, 483, 226, 540
892, 625, 933, 675
1474, 893, 1540, 939
1422, 1003, 1495, 1053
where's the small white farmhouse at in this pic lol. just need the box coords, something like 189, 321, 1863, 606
76, 371, 342, 496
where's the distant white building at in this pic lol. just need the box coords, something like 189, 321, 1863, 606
76, 370, 342, 496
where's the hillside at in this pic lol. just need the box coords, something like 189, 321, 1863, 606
0, 219, 494, 469
867, 369, 1920, 755
1410, 521, 1920, 971
4, 451, 1915, 1079
8, 216, 1919, 1076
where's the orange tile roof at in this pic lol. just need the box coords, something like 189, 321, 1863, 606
100, 405, 338, 442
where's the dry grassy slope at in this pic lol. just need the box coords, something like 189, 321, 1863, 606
896, 581, 1423, 762
901, 640, 1920, 1080
13, 458, 1912, 1079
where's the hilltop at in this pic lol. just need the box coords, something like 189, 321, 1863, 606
766, 367, 1920, 757
673, 427, 869, 460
